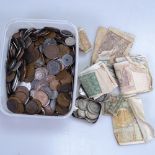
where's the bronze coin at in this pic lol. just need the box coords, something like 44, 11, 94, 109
49, 79, 60, 91
46, 75, 56, 82
46, 31, 56, 39
34, 37, 44, 46
24, 63, 35, 82
57, 93, 71, 108
32, 90, 49, 107
25, 98, 42, 114
15, 91, 28, 104
6, 71, 16, 83
44, 105, 54, 116
56, 70, 72, 85
7, 96, 24, 113
43, 44, 59, 59
55, 104, 69, 115
58, 44, 70, 56
16, 86, 29, 97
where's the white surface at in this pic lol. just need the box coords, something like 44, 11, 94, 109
0, 0, 155, 155
0, 19, 79, 119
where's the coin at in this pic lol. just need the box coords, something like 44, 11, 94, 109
44, 105, 54, 115
43, 44, 59, 59
65, 37, 76, 46
12, 75, 19, 92
57, 93, 71, 108
24, 63, 35, 82
77, 109, 86, 118
7, 96, 24, 113
62, 54, 73, 67
32, 90, 49, 107
85, 117, 97, 123
15, 91, 28, 104
49, 79, 60, 90
6, 71, 16, 83
41, 86, 58, 99
49, 99, 56, 111
85, 111, 99, 120
25, 98, 42, 114
33, 79, 49, 90
47, 60, 62, 75
46, 75, 56, 82
16, 86, 29, 97
60, 30, 73, 37
87, 101, 100, 115
58, 44, 70, 56
55, 104, 69, 115
58, 83, 72, 92
35, 67, 48, 80
77, 99, 88, 111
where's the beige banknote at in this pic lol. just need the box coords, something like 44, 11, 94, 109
92, 27, 134, 64
114, 55, 152, 96
78, 27, 92, 53
111, 96, 154, 145
79, 61, 118, 99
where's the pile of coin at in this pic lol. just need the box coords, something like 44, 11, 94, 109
72, 97, 101, 123
6, 27, 76, 115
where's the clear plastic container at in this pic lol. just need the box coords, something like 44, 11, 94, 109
0, 19, 79, 119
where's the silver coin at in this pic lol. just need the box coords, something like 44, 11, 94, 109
87, 101, 100, 115
65, 37, 76, 46
35, 67, 48, 80
77, 109, 86, 118
85, 117, 97, 123
60, 30, 73, 37
85, 111, 99, 120
62, 54, 73, 67
47, 60, 61, 75
77, 99, 88, 110
49, 99, 56, 111
19, 82, 31, 90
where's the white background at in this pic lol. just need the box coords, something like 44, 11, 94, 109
0, 0, 155, 155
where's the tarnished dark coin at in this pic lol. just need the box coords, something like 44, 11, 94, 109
24, 63, 35, 82
18, 60, 26, 81
58, 44, 70, 56
60, 30, 73, 37
57, 93, 71, 108
62, 54, 73, 67
43, 44, 59, 59
47, 60, 62, 75
7, 96, 24, 113
49, 79, 60, 91
6, 71, 16, 83
35, 67, 48, 80
58, 83, 72, 92
55, 104, 69, 115
25, 98, 42, 114
65, 37, 76, 46
44, 105, 54, 115
15, 91, 28, 104
16, 86, 29, 98
12, 60, 22, 71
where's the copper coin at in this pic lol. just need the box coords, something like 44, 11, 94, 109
47, 60, 62, 75
15, 91, 28, 104
24, 63, 35, 82
58, 83, 72, 92
56, 70, 72, 85
40, 86, 57, 99
46, 75, 56, 82
43, 44, 59, 59
32, 90, 49, 107
6, 71, 16, 83
58, 44, 70, 56
55, 104, 69, 115
35, 67, 48, 80
44, 105, 54, 116
25, 98, 42, 114
7, 96, 24, 113
49, 79, 60, 90
46, 31, 56, 39
16, 86, 29, 97
57, 93, 71, 108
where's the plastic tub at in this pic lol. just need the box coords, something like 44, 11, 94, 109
0, 19, 79, 119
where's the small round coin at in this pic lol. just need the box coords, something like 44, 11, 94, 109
65, 37, 76, 46
62, 54, 73, 67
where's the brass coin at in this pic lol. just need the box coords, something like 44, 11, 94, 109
56, 70, 72, 85
7, 96, 24, 113
58, 44, 70, 56
32, 90, 49, 107
57, 93, 71, 108
43, 44, 59, 59
25, 98, 42, 114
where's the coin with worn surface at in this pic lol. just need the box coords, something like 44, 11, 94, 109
62, 54, 73, 67
49, 79, 60, 90
12, 75, 19, 92
46, 75, 56, 82
85, 117, 97, 123
35, 67, 48, 80
57, 93, 71, 108
44, 105, 54, 115
47, 60, 62, 75
87, 101, 100, 115
32, 90, 49, 107
65, 37, 76, 46
60, 30, 73, 37
6, 71, 16, 83
58, 44, 70, 56
7, 96, 24, 113
85, 111, 99, 120
77, 99, 88, 111
55, 105, 69, 115
16, 86, 29, 97
77, 109, 86, 118
33, 79, 49, 90
15, 91, 28, 104
25, 98, 42, 114
43, 44, 59, 59
24, 63, 35, 82
58, 83, 72, 92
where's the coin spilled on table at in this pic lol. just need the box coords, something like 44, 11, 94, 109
6, 27, 75, 116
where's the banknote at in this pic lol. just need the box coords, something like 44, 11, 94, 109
114, 55, 152, 96
79, 61, 118, 99
78, 27, 92, 53
92, 27, 134, 64
112, 96, 154, 145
